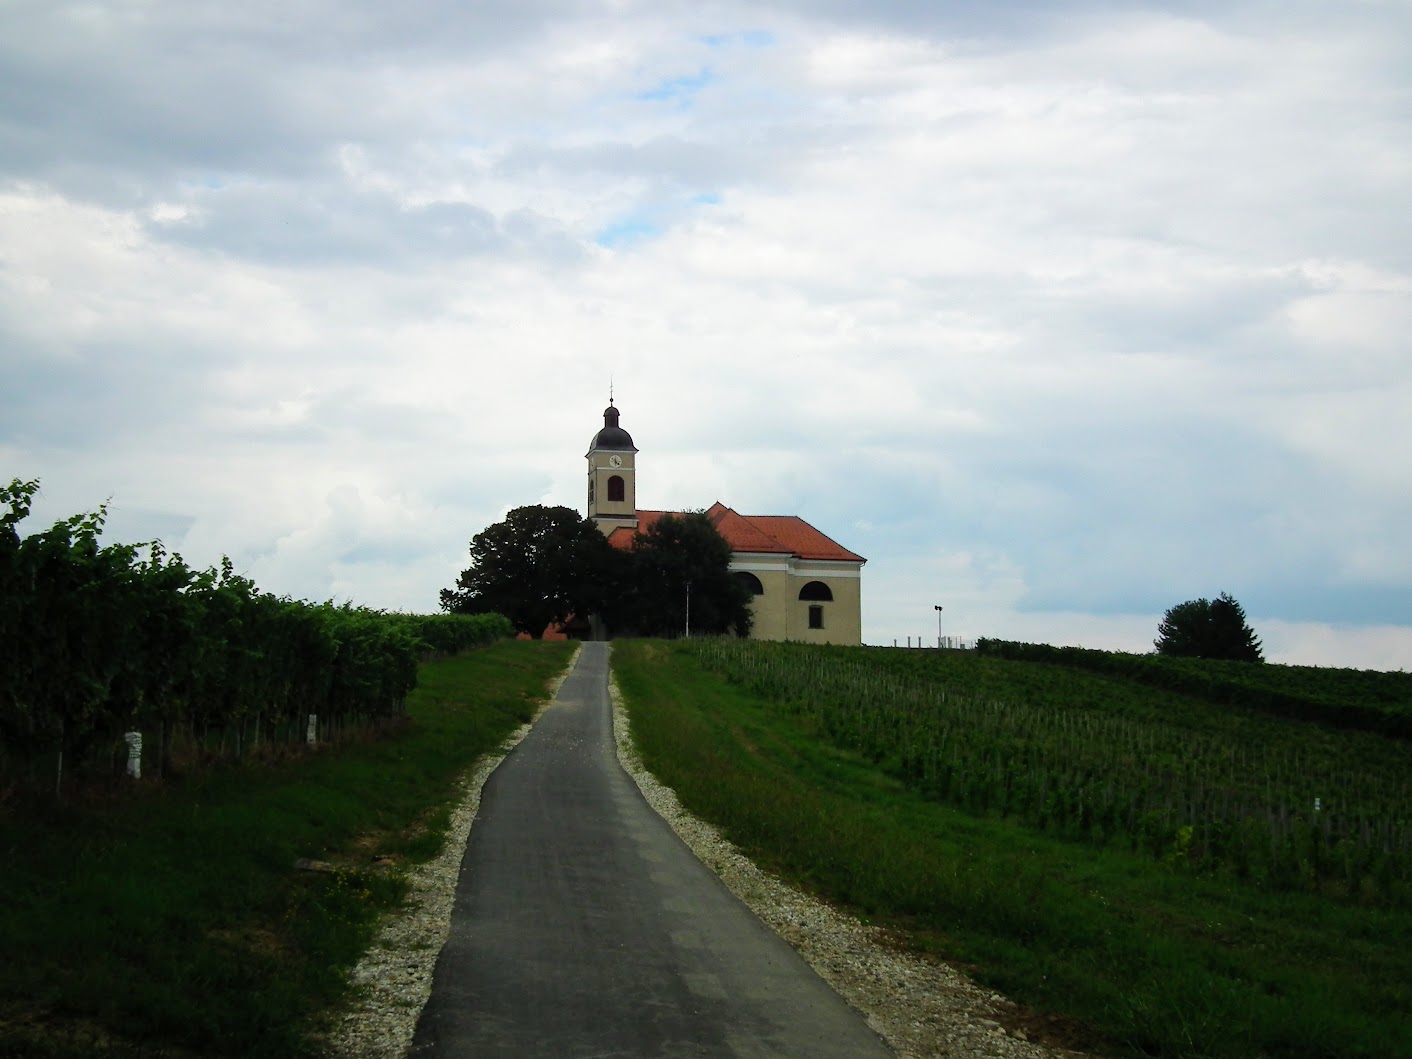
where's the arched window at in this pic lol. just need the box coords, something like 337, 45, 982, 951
798, 580, 833, 602
733, 571, 764, 596
607, 475, 625, 502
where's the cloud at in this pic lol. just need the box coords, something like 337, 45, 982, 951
594, 215, 664, 248
144, 183, 578, 267
637, 68, 719, 105
3, 0, 1409, 668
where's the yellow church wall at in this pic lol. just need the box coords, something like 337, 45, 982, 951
730, 556, 862, 646
787, 563, 862, 646
730, 554, 793, 640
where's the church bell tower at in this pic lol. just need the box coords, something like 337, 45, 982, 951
586, 400, 638, 534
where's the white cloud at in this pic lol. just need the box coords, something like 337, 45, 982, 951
1258, 619, 1412, 672
3, 0, 1410, 668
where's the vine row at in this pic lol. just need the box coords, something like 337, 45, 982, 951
1, 478, 510, 789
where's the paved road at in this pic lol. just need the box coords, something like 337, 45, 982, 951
411, 641, 894, 1058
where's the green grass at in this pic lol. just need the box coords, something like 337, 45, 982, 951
0, 639, 576, 1059
612, 639, 1412, 1059
689, 638, 1412, 899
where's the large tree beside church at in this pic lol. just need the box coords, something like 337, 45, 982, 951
440, 505, 617, 639
611, 512, 753, 638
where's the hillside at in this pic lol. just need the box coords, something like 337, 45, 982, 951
974, 639, 1412, 736
613, 638, 1412, 1059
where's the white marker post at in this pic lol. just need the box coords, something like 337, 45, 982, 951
124, 731, 142, 779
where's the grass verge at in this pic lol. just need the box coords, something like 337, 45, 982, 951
612, 640, 1412, 1059
0, 639, 576, 1059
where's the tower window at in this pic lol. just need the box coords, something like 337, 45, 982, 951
808, 605, 824, 629
798, 581, 833, 601
607, 475, 625, 502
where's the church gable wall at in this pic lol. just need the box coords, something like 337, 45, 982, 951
787, 563, 863, 646
729, 554, 862, 644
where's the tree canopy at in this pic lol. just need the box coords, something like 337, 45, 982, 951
440, 505, 616, 638
606, 512, 753, 638
442, 506, 752, 640
1154, 592, 1264, 662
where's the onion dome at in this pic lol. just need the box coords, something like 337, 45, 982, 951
587, 402, 637, 453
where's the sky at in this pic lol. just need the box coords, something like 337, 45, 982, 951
2, 1, 1409, 669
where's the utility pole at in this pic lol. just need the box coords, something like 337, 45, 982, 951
934, 604, 943, 649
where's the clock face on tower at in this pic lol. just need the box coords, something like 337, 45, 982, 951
608, 454, 623, 467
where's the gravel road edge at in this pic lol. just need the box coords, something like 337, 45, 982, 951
320, 645, 582, 1059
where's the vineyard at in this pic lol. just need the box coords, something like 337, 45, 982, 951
975, 638, 1412, 737
686, 638, 1412, 903
1, 478, 511, 793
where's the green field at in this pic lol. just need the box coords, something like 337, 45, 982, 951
6, 634, 1409, 1058
0, 639, 576, 1059
613, 639, 1412, 1059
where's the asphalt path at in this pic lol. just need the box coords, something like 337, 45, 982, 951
411, 640, 894, 1058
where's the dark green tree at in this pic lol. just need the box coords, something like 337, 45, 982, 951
440, 505, 618, 639
615, 512, 752, 638
1154, 591, 1264, 662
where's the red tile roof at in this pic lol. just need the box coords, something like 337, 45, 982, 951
605, 510, 668, 551
705, 502, 789, 553
739, 514, 866, 562
604, 502, 864, 563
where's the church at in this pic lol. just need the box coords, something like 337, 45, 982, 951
586, 401, 865, 645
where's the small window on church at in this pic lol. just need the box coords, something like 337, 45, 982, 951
733, 572, 764, 596
607, 475, 625, 502
798, 581, 833, 602
808, 605, 824, 629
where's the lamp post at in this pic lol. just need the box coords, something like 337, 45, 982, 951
934, 604, 943, 649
